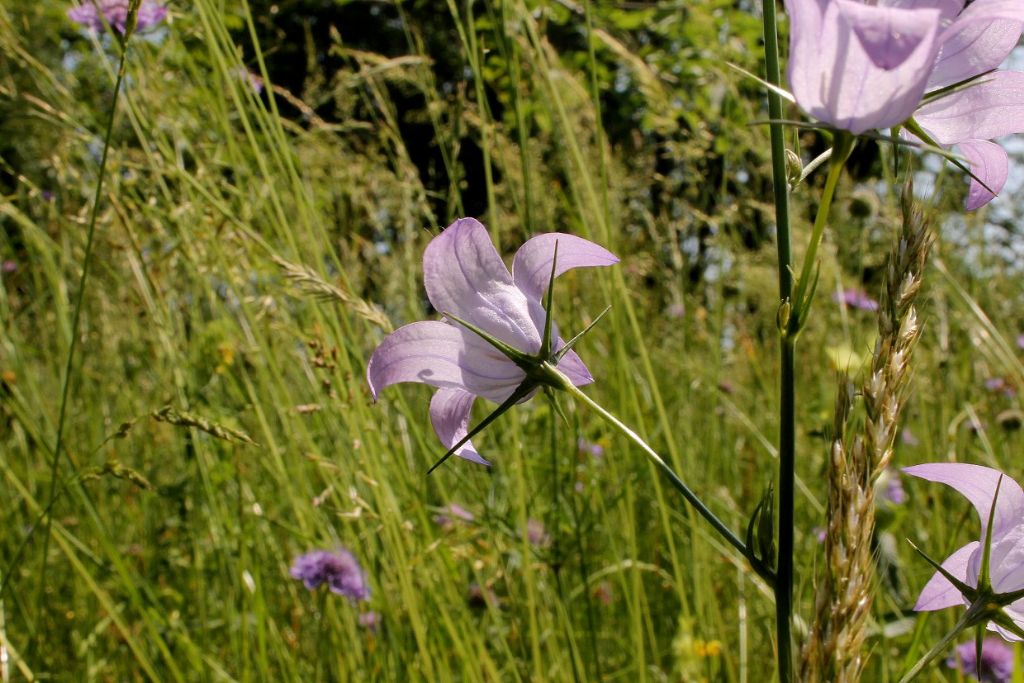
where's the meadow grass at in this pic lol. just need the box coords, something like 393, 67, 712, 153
1, 1, 1023, 681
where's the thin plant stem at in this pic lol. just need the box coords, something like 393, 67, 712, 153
897, 607, 978, 683
35, 24, 135, 635
557, 378, 759, 574
759, 0, 795, 677
791, 133, 853, 318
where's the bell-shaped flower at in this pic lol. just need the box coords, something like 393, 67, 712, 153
913, 0, 1024, 208
904, 463, 1024, 641
786, 0, 947, 135
366, 218, 617, 465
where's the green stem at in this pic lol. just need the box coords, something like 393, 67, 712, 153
36, 31, 134, 631
759, 0, 795, 677
791, 133, 852, 322
557, 376, 755, 568
897, 607, 977, 683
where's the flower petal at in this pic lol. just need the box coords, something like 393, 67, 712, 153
788, 0, 943, 133
903, 463, 1024, 537
554, 345, 595, 387
914, 541, 978, 611
916, 71, 1024, 144
929, 4, 1023, 89
429, 388, 490, 466
958, 139, 1008, 210
511, 233, 619, 301
367, 320, 525, 402
423, 218, 544, 355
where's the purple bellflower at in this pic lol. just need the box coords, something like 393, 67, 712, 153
947, 638, 1015, 682
68, 1, 168, 34
905, 463, 1024, 641
366, 218, 618, 465
290, 548, 370, 603
786, 0, 1024, 207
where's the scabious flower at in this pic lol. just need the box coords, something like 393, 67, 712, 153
947, 638, 1014, 682
290, 548, 370, 603
366, 218, 617, 465
834, 288, 879, 312
876, 467, 907, 506
68, 0, 168, 34
905, 463, 1024, 641
786, 0, 1024, 207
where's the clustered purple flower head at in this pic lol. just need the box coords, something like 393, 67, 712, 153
834, 288, 879, 312
290, 548, 370, 603
366, 218, 618, 465
68, 0, 168, 34
786, 0, 1024, 208
905, 463, 1024, 641
947, 638, 1014, 682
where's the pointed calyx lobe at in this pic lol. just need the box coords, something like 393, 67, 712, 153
367, 218, 617, 464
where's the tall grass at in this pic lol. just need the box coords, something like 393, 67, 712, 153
1, 1, 1023, 680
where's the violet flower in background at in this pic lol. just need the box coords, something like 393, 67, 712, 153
433, 502, 475, 527
904, 463, 1024, 641
1017, 334, 1024, 351
366, 218, 618, 465
834, 288, 878, 312
1, 261, 17, 274
68, 0, 168, 34
947, 638, 1014, 682
876, 468, 907, 506
290, 548, 370, 603
577, 438, 604, 458
358, 611, 382, 632
526, 518, 551, 548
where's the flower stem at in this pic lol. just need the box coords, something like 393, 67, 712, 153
897, 607, 978, 683
556, 375, 756, 570
36, 27, 134, 635
790, 133, 853, 325
759, 0, 795, 676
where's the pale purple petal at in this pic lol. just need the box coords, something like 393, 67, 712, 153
423, 218, 544, 355
916, 71, 1024, 145
914, 541, 979, 611
367, 320, 525, 403
511, 233, 619, 301
904, 463, 1024, 537
959, 139, 1008, 210
553, 346, 595, 387
929, 7, 1023, 89
788, 0, 943, 133
879, 0, 963, 20
68, 0, 167, 33
429, 388, 490, 466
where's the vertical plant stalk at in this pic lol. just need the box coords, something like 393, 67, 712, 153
800, 189, 933, 681
37, 6, 138, 624
758, 0, 795, 678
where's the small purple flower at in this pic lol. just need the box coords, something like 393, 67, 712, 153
985, 377, 1018, 398
901, 427, 919, 447
1, 260, 16, 274
666, 302, 686, 319
905, 463, 1024, 642
358, 611, 381, 632
367, 218, 617, 465
290, 548, 370, 602
947, 638, 1014, 682
526, 518, 551, 548
878, 468, 907, 506
577, 438, 604, 458
68, 1, 168, 34
234, 67, 265, 95
433, 502, 475, 527
1017, 334, 1024, 351
834, 288, 879, 312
